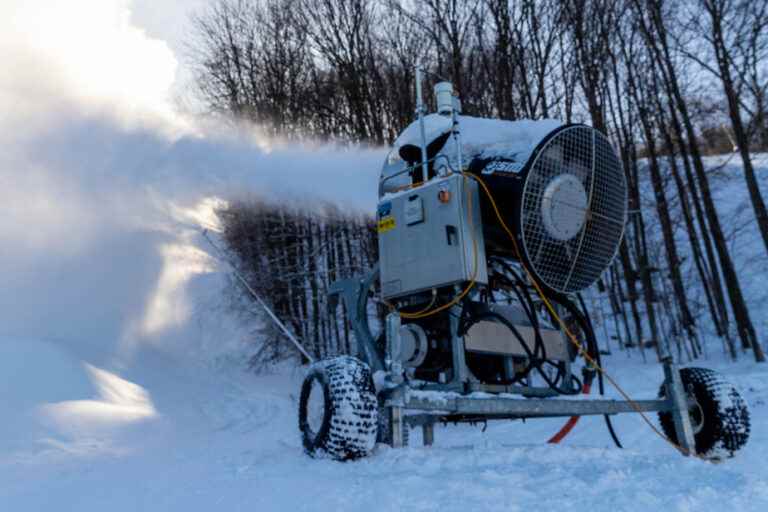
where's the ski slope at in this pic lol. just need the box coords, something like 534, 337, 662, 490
2, 339, 768, 510
2, 2, 768, 509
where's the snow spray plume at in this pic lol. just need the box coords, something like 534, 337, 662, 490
0, 0, 383, 366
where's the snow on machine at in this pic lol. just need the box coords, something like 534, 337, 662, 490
297, 73, 750, 461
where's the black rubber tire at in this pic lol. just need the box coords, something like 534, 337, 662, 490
376, 405, 410, 447
298, 356, 378, 460
658, 367, 750, 459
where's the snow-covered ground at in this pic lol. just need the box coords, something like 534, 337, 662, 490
2, 338, 767, 511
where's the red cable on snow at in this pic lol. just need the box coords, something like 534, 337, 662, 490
547, 381, 591, 444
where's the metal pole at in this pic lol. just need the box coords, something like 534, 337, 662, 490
386, 312, 404, 384
450, 94, 463, 172
202, 229, 315, 363
449, 287, 472, 388
422, 423, 434, 446
391, 406, 405, 448
415, 66, 429, 183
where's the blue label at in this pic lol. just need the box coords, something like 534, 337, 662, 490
377, 201, 392, 218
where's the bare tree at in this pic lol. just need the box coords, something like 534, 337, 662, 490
632, 0, 764, 361
679, 0, 768, 257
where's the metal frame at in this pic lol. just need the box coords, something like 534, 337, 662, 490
328, 267, 696, 455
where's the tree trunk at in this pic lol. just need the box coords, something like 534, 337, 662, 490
635, 1, 764, 361
703, 0, 768, 259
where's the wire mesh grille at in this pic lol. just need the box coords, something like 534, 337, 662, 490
520, 126, 626, 293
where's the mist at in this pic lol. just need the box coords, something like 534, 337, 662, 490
0, 0, 384, 365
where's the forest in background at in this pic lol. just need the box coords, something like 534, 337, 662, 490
218, 201, 380, 365
188, 0, 768, 364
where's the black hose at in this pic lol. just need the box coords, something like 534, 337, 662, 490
484, 260, 586, 393
489, 259, 549, 365
472, 261, 623, 447
488, 274, 545, 359
577, 293, 623, 449
458, 305, 528, 386
530, 289, 621, 447
472, 270, 543, 381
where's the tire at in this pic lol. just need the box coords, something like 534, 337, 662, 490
376, 405, 410, 447
298, 356, 378, 460
658, 367, 750, 459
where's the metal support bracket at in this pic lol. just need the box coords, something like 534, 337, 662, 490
662, 358, 696, 455
449, 297, 477, 389
390, 406, 406, 448
328, 266, 384, 373
403, 392, 674, 418
386, 312, 404, 383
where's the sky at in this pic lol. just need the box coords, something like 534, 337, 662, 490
128, 0, 209, 107
130, 0, 208, 49
0, 0, 181, 131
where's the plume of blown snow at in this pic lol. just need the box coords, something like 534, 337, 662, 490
0, 0, 384, 366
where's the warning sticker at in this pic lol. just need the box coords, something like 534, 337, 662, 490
377, 216, 396, 233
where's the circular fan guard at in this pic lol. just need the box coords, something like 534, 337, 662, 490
520, 126, 627, 294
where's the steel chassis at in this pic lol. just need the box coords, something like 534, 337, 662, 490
329, 267, 697, 455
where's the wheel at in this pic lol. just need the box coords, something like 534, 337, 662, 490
658, 367, 750, 459
298, 356, 378, 460
376, 405, 410, 447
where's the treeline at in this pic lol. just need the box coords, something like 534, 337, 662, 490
219, 200, 379, 364
192, 0, 768, 362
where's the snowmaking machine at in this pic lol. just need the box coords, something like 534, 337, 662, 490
297, 73, 750, 461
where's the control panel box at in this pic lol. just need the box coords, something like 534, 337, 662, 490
377, 174, 488, 300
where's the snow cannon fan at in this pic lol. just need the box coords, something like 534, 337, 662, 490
295, 74, 750, 463
472, 125, 626, 294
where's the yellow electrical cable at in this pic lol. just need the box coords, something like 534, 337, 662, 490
462, 171, 702, 459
